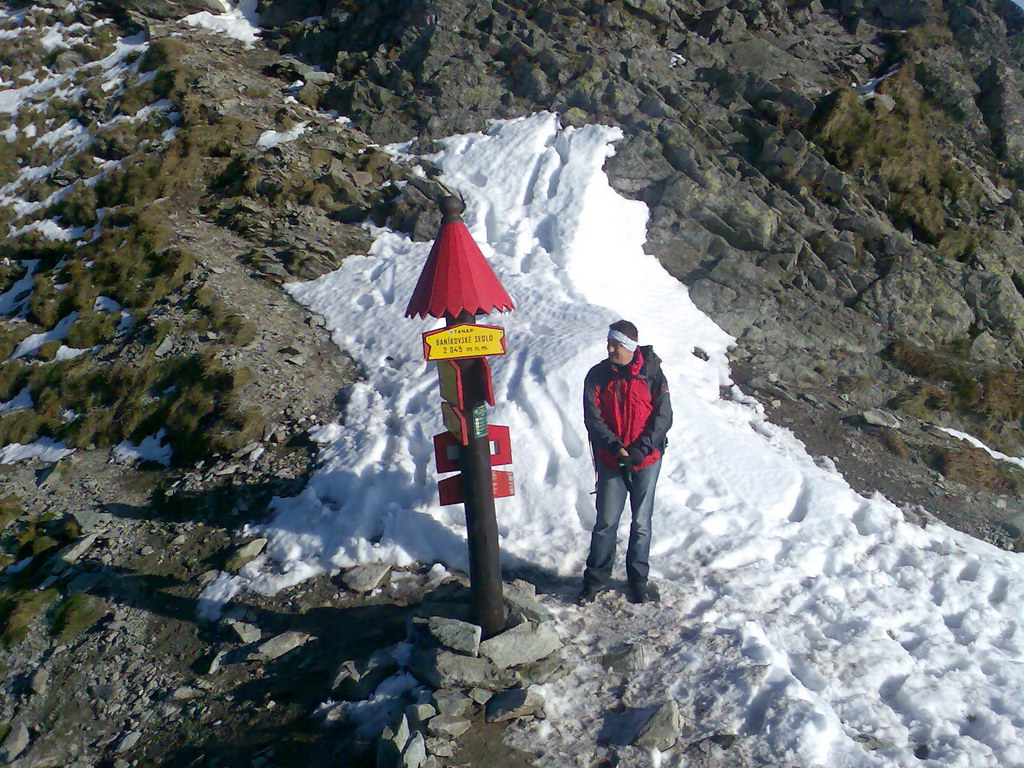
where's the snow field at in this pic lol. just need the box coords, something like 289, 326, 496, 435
201, 112, 1024, 767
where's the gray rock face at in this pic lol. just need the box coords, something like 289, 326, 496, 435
484, 688, 546, 723
859, 257, 974, 346
634, 700, 682, 751
478, 623, 562, 670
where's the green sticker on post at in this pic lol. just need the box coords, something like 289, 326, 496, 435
472, 405, 487, 439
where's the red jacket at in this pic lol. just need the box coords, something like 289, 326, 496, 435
584, 346, 672, 471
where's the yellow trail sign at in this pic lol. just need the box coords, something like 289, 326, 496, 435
422, 323, 506, 361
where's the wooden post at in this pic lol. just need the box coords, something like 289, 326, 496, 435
450, 315, 505, 637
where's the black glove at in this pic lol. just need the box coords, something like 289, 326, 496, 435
626, 446, 646, 467
616, 456, 634, 492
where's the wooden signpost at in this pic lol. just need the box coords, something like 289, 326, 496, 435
404, 196, 515, 638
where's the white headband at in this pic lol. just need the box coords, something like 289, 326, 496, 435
608, 330, 638, 352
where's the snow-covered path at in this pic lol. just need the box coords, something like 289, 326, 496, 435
205, 113, 1024, 767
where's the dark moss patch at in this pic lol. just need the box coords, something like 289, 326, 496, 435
52, 593, 108, 641
0, 588, 59, 647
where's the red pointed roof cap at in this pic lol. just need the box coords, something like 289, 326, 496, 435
405, 196, 515, 319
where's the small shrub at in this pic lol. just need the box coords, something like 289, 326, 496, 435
880, 430, 911, 458
35, 339, 62, 362
66, 310, 118, 348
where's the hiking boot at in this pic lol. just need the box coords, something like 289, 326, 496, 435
576, 582, 601, 605
627, 582, 660, 605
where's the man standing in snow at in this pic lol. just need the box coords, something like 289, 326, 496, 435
579, 320, 672, 605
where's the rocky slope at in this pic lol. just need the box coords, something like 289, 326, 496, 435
3, 0, 1024, 766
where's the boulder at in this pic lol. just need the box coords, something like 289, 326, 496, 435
227, 620, 261, 644
0, 723, 29, 762
402, 731, 427, 768
502, 588, 554, 624
377, 714, 411, 768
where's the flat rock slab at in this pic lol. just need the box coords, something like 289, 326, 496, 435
603, 642, 648, 672
342, 563, 391, 592
249, 630, 310, 661
862, 408, 902, 429
503, 589, 554, 623
228, 620, 261, 644
634, 700, 682, 751
225, 537, 267, 572
484, 687, 545, 723
426, 714, 472, 739
479, 622, 562, 670
410, 649, 517, 691
424, 616, 481, 656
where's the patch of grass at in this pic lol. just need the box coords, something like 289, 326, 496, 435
0, 495, 21, 531
879, 429, 911, 458
66, 309, 118, 348
888, 339, 1024, 453
928, 445, 1018, 494
52, 593, 108, 641
809, 68, 980, 244
0, 588, 59, 647
191, 285, 257, 345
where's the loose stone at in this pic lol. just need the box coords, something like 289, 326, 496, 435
224, 538, 268, 572
432, 689, 471, 717
228, 620, 261, 644
634, 700, 682, 751
249, 630, 311, 661
602, 642, 648, 672
422, 616, 481, 656
341, 563, 391, 592
484, 687, 546, 723
426, 714, 472, 740
478, 622, 562, 670
0, 724, 29, 762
